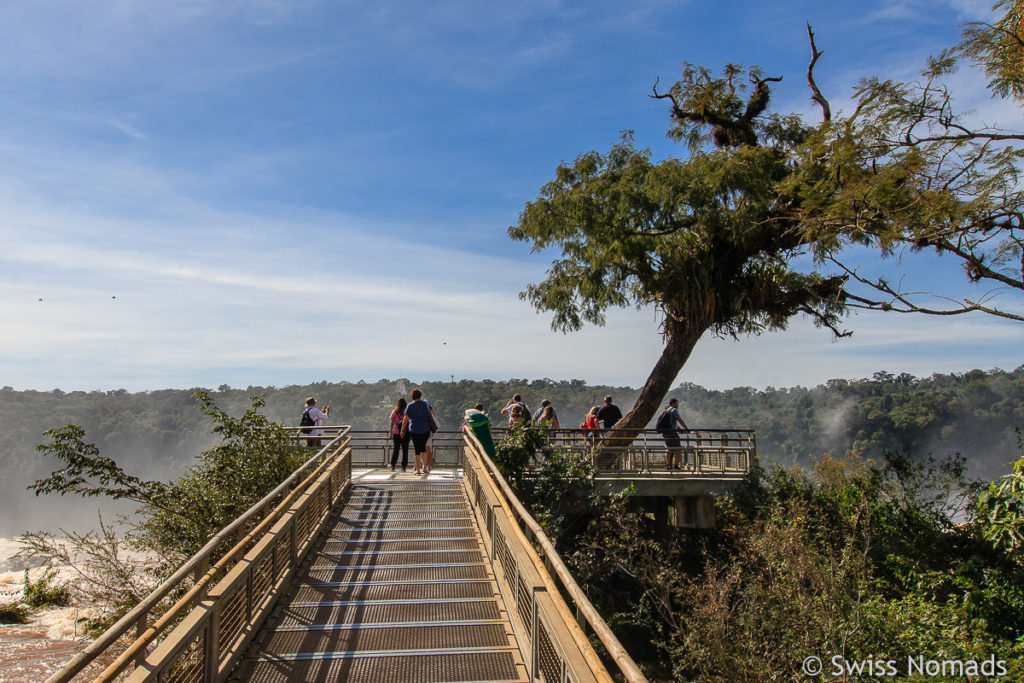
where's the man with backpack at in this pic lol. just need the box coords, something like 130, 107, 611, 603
655, 398, 689, 470
301, 397, 330, 448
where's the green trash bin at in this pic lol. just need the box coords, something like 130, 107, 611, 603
466, 411, 497, 458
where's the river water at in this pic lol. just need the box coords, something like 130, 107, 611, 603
0, 539, 122, 682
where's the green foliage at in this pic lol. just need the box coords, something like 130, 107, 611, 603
518, 449, 599, 545
0, 603, 29, 624
510, 132, 847, 340
977, 429, 1024, 560
801, 14, 1024, 323
28, 393, 308, 563
22, 566, 72, 608
534, 451, 1024, 681
492, 422, 548, 483
508, 88, 849, 431
137, 392, 308, 560
20, 393, 310, 628
29, 424, 169, 503
959, 0, 1024, 103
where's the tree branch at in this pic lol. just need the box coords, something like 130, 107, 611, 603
806, 23, 831, 122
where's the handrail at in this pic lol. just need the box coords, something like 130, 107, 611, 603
463, 428, 649, 683
45, 427, 350, 683
125, 434, 351, 682
513, 427, 754, 476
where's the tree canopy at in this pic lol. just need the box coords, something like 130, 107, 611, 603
510, 58, 850, 433
510, 13, 1024, 432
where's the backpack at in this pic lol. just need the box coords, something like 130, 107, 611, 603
655, 410, 673, 431
300, 407, 315, 434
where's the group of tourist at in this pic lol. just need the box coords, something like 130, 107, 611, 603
305, 390, 693, 474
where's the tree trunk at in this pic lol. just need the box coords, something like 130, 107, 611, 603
599, 326, 704, 450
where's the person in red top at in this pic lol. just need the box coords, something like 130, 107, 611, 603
581, 405, 600, 444
388, 397, 410, 472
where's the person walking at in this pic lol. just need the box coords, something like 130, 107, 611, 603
656, 398, 689, 470
424, 403, 440, 473
388, 397, 410, 472
402, 388, 433, 475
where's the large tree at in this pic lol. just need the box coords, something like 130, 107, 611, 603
509, 59, 849, 434
510, 11, 1024, 433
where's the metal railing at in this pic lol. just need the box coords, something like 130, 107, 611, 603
46, 427, 351, 683
322, 425, 751, 476
495, 427, 755, 476
346, 429, 465, 467
462, 429, 649, 683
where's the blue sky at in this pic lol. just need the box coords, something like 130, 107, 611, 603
0, 0, 1020, 392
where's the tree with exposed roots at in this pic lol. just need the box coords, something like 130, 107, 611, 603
509, 13, 1024, 435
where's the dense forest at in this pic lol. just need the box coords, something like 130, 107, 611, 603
1, 366, 1022, 535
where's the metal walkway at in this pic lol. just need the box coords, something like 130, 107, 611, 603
234, 474, 528, 682
55, 429, 647, 683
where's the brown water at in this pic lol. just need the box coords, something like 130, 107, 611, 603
0, 626, 85, 682
0, 626, 123, 682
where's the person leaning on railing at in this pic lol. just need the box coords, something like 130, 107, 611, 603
658, 397, 689, 470
581, 406, 600, 445
538, 404, 560, 432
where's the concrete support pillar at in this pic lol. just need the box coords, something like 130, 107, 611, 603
642, 496, 671, 537
670, 495, 716, 529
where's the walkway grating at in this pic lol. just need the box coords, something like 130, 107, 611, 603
234, 473, 529, 682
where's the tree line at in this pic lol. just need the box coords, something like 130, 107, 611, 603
1, 367, 1022, 535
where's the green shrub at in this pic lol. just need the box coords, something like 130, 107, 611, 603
23, 567, 71, 608
0, 602, 29, 623
493, 422, 548, 483
21, 393, 310, 630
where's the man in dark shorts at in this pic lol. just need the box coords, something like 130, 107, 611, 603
402, 388, 433, 475
658, 398, 689, 470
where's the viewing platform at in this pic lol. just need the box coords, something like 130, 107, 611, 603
47, 424, 755, 682
347, 426, 755, 528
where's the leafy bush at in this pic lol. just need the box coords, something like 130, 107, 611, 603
493, 422, 549, 483
20, 393, 310, 628
22, 566, 71, 608
0, 602, 29, 624
520, 450, 1024, 681
977, 429, 1024, 562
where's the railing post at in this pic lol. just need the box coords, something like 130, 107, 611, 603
205, 600, 220, 683
193, 557, 209, 587
133, 611, 148, 667
530, 591, 540, 683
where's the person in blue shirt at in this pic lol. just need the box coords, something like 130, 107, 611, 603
659, 398, 690, 470
401, 388, 435, 475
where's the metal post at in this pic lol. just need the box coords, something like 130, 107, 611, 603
133, 611, 148, 667
205, 601, 220, 683
530, 593, 540, 682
